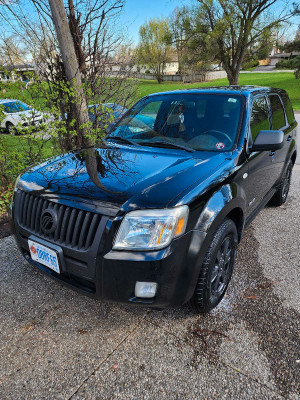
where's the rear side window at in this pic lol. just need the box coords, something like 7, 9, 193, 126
280, 92, 295, 125
250, 96, 270, 143
269, 95, 286, 130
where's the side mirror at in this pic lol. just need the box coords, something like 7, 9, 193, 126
251, 130, 284, 152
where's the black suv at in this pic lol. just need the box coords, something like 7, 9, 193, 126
11, 86, 297, 313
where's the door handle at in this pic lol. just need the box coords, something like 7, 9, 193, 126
287, 135, 293, 142
269, 151, 275, 156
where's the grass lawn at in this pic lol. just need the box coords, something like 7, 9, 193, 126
136, 72, 300, 110
1, 72, 299, 109
1, 133, 56, 159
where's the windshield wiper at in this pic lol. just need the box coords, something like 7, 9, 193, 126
138, 140, 195, 153
106, 136, 141, 146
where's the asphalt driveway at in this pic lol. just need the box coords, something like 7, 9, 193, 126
1, 172, 300, 398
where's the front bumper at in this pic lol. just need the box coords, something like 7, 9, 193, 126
15, 226, 206, 308
12, 191, 208, 308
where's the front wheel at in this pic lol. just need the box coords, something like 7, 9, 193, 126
269, 161, 293, 207
189, 218, 238, 313
6, 122, 15, 135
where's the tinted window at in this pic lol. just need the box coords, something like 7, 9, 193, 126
250, 96, 270, 142
269, 95, 286, 130
110, 94, 242, 151
18, 101, 31, 111
280, 92, 295, 125
3, 101, 20, 113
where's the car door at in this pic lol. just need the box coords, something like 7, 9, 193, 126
267, 93, 290, 179
245, 95, 275, 215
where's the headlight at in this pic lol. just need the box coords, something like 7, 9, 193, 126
113, 205, 189, 250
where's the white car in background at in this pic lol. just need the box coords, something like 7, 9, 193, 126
0, 99, 46, 134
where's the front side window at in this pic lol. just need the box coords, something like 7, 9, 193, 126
250, 96, 270, 143
18, 101, 31, 112
269, 95, 286, 130
108, 94, 243, 151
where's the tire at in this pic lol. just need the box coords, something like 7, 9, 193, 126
269, 161, 293, 207
6, 122, 15, 135
189, 218, 238, 314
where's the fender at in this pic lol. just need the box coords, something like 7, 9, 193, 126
195, 183, 247, 234
180, 183, 247, 304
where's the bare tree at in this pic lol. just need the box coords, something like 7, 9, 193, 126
0, 0, 137, 150
48, 0, 90, 147
195, 0, 300, 84
0, 33, 28, 65
168, 7, 191, 76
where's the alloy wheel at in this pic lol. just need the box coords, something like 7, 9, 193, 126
211, 236, 233, 296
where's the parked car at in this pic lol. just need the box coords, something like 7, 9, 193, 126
88, 103, 127, 128
0, 99, 45, 134
11, 86, 297, 313
88, 103, 154, 130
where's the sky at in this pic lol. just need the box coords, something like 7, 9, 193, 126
118, 0, 193, 43
117, 0, 299, 44
0, 0, 298, 49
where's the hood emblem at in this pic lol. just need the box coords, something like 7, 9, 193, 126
40, 208, 57, 234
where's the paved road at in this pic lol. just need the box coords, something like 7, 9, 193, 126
253, 65, 276, 72
1, 179, 299, 399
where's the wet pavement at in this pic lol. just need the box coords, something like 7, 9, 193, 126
0, 169, 299, 399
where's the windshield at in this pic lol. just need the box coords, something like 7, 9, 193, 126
3, 101, 31, 113
108, 94, 243, 151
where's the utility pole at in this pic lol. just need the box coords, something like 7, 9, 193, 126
48, 0, 90, 146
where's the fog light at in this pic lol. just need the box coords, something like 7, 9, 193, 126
135, 281, 157, 298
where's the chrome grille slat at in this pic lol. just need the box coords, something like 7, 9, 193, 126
78, 212, 91, 250
66, 209, 78, 245
85, 214, 99, 250
54, 205, 64, 241
31, 197, 38, 230
26, 195, 34, 227
59, 207, 71, 243
16, 191, 103, 250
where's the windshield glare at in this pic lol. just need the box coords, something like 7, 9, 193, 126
108, 94, 242, 151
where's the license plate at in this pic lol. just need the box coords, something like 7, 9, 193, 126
28, 240, 60, 274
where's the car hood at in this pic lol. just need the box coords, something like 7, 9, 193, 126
12, 110, 42, 119
18, 144, 228, 212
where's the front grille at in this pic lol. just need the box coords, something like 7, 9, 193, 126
16, 191, 103, 250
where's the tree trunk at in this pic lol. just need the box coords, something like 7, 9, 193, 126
224, 65, 240, 85
156, 70, 163, 83
228, 72, 239, 85
48, 0, 90, 148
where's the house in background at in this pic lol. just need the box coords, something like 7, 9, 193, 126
268, 50, 300, 67
0, 64, 35, 82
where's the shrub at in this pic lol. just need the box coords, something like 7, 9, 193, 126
0, 133, 58, 217
242, 60, 259, 70
276, 56, 300, 70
